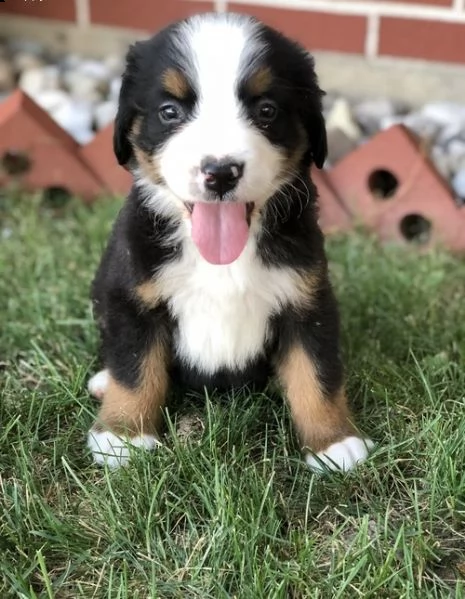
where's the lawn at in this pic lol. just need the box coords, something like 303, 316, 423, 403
0, 192, 464, 598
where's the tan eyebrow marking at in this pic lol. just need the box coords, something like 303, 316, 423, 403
247, 66, 273, 96
161, 68, 190, 99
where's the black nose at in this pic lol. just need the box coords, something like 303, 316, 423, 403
201, 159, 244, 197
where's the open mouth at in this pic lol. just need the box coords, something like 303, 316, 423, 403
184, 201, 255, 219
183, 201, 255, 265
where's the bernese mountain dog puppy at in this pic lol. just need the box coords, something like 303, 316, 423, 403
87, 12, 374, 471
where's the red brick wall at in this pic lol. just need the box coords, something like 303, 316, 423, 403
1, 0, 76, 21
2, 0, 465, 64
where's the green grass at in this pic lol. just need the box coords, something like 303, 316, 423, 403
0, 192, 464, 598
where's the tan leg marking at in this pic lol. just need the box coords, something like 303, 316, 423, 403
95, 339, 169, 437
277, 345, 374, 471
88, 339, 170, 467
277, 345, 355, 453
134, 280, 160, 310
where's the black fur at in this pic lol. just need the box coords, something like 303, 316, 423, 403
93, 13, 342, 400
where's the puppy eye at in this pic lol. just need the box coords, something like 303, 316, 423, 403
159, 103, 184, 125
255, 99, 278, 125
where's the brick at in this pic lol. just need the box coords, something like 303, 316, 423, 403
379, 18, 465, 64
311, 167, 352, 234
341, 0, 452, 4
0, 90, 103, 202
329, 125, 465, 251
90, 0, 214, 31
382, 0, 452, 4
0, 0, 76, 21
80, 123, 132, 197
228, 4, 367, 54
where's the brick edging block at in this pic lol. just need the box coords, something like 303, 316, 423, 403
0, 0, 76, 21
0, 90, 104, 202
324, 124, 465, 251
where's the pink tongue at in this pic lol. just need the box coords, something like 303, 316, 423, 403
191, 202, 249, 265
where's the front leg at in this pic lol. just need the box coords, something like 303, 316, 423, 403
275, 287, 373, 472
88, 297, 171, 468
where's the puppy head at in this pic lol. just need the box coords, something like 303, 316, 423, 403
115, 13, 327, 264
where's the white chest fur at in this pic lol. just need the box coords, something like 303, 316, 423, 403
158, 238, 301, 374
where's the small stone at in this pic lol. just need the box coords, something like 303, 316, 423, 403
422, 102, 465, 127
33, 89, 69, 113
406, 115, 441, 142
390, 98, 412, 116
379, 114, 404, 130
381, 113, 441, 142
78, 59, 112, 82
13, 51, 46, 74
109, 77, 122, 101
430, 146, 452, 180
450, 153, 465, 175
326, 98, 362, 140
447, 139, 465, 158
94, 100, 118, 130
326, 127, 358, 165
104, 54, 125, 77
353, 98, 396, 136
7, 38, 44, 58
176, 413, 205, 443
60, 53, 82, 71
0, 57, 15, 93
19, 65, 60, 96
436, 122, 465, 147
63, 69, 107, 103
446, 140, 465, 173
451, 169, 465, 203
322, 92, 338, 115
52, 98, 94, 144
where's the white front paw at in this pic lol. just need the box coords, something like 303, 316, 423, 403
87, 429, 160, 468
306, 436, 374, 473
88, 369, 109, 399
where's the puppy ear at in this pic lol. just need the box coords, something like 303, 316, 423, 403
113, 44, 140, 166
308, 112, 328, 169
113, 81, 135, 166
298, 52, 328, 169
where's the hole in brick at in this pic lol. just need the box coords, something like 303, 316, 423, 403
400, 214, 432, 245
42, 186, 72, 208
1, 150, 32, 176
368, 169, 399, 199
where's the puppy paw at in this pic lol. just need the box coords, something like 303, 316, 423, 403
306, 436, 374, 473
87, 428, 160, 468
88, 369, 109, 400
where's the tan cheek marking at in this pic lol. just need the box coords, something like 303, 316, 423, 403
132, 145, 163, 185
95, 341, 169, 436
284, 125, 307, 175
162, 68, 189, 99
129, 117, 142, 144
247, 66, 273, 96
134, 281, 161, 310
276, 345, 354, 453
129, 118, 164, 184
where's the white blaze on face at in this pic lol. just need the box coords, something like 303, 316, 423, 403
158, 15, 284, 207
